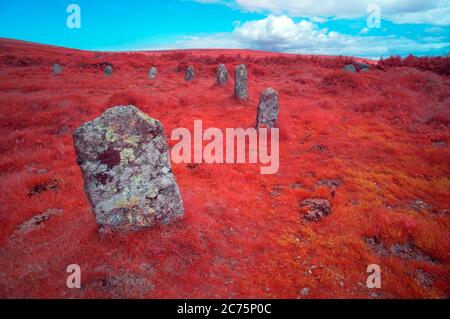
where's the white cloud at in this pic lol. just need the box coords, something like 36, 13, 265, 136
360, 27, 370, 34
163, 15, 450, 58
194, 0, 450, 25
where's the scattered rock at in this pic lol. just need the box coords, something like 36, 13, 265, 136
185, 66, 195, 81
73, 105, 184, 232
52, 63, 62, 75
390, 242, 435, 263
17, 208, 63, 234
355, 62, 370, 72
290, 182, 303, 189
148, 67, 157, 79
315, 179, 342, 189
256, 88, 279, 129
234, 64, 248, 100
271, 185, 284, 197
409, 199, 432, 212
364, 237, 436, 263
300, 199, 332, 221
311, 144, 327, 152
343, 64, 357, 73
216, 63, 228, 86
28, 178, 61, 196
415, 269, 434, 287
104, 64, 113, 76
432, 140, 447, 147
300, 287, 310, 296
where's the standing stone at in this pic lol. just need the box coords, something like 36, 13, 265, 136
104, 64, 113, 76
185, 66, 195, 81
216, 64, 228, 86
256, 88, 279, 128
52, 63, 62, 75
148, 67, 157, 79
73, 105, 184, 232
343, 64, 357, 73
234, 64, 248, 100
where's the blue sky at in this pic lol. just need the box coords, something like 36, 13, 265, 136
0, 0, 449, 58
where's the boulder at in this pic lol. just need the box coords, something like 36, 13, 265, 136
343, 64, 357, 73
256, 88, 279, 128
234, 64, 248, 100
216, 63, 229, 85
73, 105, 184, 232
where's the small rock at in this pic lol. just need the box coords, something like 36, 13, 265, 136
432, 140, 447, 147
390, 242, 435, 263
216, 63, 228, 85
343, 64, 357, 73
301, 199, 332, 221
148, 67, 157, 79
256, 88, 279, 129
311, 144, 327, 152
234, 64, 248, 100
185, 66, 195, 81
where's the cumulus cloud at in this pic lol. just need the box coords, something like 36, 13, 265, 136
166, 15, 450, 58
193, 0, 450, 25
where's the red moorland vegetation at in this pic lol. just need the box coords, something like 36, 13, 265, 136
0, 38, 449, 298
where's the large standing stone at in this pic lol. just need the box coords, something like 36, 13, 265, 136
148, 67, 157, 79
104, 64, 113, 76
73, 105, 184, 232
185, 66, 195, 81
52, 63, 62, 75
216, 64, 228, 86
256, 88, 279, 128
234, 64, 248, 100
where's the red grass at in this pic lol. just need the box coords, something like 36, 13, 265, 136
0, 39, 449, 299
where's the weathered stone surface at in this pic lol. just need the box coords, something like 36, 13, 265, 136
216, 63, 228, 85
343, 64, 357, 73
104, 64, 113, 76
52, 63, 62, 75
185, 66, 195, 81
301, 199, 331, 221
234, 64, 248, 100
73, 105, 184, 232
256, 88, 279, 128
148, 67, 157, 79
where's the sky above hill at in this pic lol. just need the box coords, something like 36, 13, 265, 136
0, 0, 449, 58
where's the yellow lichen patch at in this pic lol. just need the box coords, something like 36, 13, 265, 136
124, 134, 140, 146
120, 148, 135, 165
105, 127, 118, 143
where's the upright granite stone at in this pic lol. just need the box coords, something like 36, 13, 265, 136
52, 63, 62, 75
73, 105, 184, 232
234, 64, 248, 100
216, 64, 229, 86
104, 64, 113, 76
185, 66, 195, 81
256, 88, 279, 128
148, 67, 157, 79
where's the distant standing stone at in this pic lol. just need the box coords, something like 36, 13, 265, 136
104, 64, 113, 76
216, 63, 229, 86
235, 64, 248, 100
343, 64, 357, 73
185, 66, 195, 81
148, 67, 157, 79
73, 105, 184, 232
256, 88, 279, 129
52, 63, 62, 75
